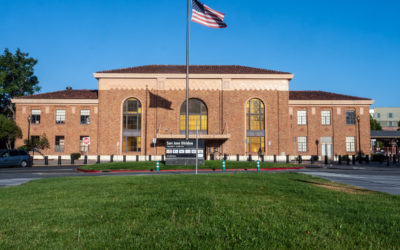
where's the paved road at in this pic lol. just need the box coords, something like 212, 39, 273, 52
299, 164, 400, 195
1, 164, 400, 195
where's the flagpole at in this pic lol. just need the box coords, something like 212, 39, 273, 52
185, 0, 190, 140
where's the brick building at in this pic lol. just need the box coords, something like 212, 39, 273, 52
12, 65, 374, 159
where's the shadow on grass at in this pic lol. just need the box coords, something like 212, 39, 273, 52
290, 178, 374, 195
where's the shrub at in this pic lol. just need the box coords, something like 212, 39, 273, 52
18, 145, 29, 150
70, 153, 81, 160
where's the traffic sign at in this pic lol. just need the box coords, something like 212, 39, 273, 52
83, 137, 90, 145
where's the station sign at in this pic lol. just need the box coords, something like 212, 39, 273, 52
165, 139, 205, 165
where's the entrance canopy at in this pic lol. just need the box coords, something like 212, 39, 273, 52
371, 130, 400, 139
156, 134, 230, 140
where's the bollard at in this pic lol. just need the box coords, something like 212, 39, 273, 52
262, 155, 265, 162
84, 155, 88, 165
45, 156, 48, 165
248, 154, 252, 162
274, 155, 277, 163
257, 160, 260, 172
211, 153, 215, 161
286, 155, 289, 163
393, 155, 397, 164
324, 155, 328, 165
338, 155, 342, 165
123, 155, 126, 162
222, 160, 226, 172
299, 155, 302, 164
136, 155, 139, 162
110, 155, 114, 163
71, 157, 74, 165
162, 155, 165, 161
311, 156, 314, 164
346, 157, 350, 165
236, 154, 239, 161
358, 155, 362, 164
366, 155, 369, 164
97, 155, 100, 164
352, 155, 356, 165
149, 155, 151, 162
156, 161, 159, 172
387, 155, 390, 166
58, 156, 61, 165
224, 154, 227, 161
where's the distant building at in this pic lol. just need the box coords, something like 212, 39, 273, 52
370, 107, 400, 131
12, 65, 374, 159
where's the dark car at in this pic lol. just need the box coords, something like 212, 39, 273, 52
0, 149, 32, 168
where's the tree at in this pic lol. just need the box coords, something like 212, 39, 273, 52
23, 133, 49, 155
370, 115, 382, 131
0, 48, 40, 117
0, 114, 22, 149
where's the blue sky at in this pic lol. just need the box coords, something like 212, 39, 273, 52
1, 0, 399, 107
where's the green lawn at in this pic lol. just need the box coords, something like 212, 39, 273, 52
80, 160, 301, 171
0, 173, 399, 249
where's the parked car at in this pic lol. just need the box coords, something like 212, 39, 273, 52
0, 149, 32, 168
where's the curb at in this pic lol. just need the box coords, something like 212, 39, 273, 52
76, 166, 304, 173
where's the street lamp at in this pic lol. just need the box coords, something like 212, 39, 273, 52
315, 139, 319, 160
27, 115, 31, 153
357, 115, 361, 157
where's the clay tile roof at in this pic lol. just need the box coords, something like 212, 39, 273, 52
289, 91, 371, 101
97, 65, 291, 74
14, 89, 98, 99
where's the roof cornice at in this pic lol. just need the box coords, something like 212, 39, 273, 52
93, 73, 294, 80
11, 99, 99, 104
289, 100, 374, 106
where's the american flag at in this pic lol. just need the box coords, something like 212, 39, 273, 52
191, 0, 227, 28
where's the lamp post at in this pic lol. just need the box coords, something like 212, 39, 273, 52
315, 139, 319, 160
27, 115, 31, 153
357, 115, 361, 157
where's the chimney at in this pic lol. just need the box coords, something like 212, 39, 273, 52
66, 86, 72, 90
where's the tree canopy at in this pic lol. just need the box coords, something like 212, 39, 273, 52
0, 48, 40, 117
370, 115, 382, 131
0, 114, 22, 149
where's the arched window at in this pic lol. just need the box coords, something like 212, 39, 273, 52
180, 99, 208, 134
246, 98, 265, 153
122, 98, 141, 152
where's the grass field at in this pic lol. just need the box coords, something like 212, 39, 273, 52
0, 173, 399, 249
79, 160, 301, 171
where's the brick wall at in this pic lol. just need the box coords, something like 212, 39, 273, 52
14, 103, 98, 155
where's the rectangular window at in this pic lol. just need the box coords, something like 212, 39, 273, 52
31, 110, 41, 124
30, 136, 40, 146
79, 136, 90, 152
297, 136, 307, 152
56, 110, 66, 124
246, 136, 265, 153
80, 109, 90, 124
346, 137, 355, 152
388, 113, 393, 118
346, 111, 355, 125
55, 136, 65, 152
376, 113, 381, 118
321, 110, 331, 125
297, 110, 307, 125
122, 136, 141, 152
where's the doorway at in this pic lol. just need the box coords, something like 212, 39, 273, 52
321, 137, 332, 159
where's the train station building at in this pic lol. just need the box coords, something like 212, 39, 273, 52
12, 65, 374, 160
